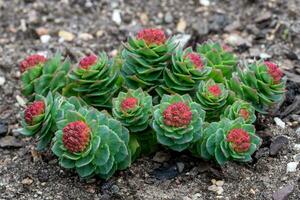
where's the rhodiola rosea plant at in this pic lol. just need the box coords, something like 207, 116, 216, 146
18, 28, 286, 180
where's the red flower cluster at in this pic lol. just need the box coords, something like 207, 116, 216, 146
186, 53, 204, 69
163, 102, 192, 127
239, 108, 249, 120
20, 54, 47, 73
208, 84, 222, 97
121, 97, 138, 111
136, 28, 166, 45
24, 101, 45, 125
264, 61, 283, 83
227, 128, 251, 153
62, 121, 90, 153
79, 55, 97, 69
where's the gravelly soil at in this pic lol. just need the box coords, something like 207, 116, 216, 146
0, 0, 300, 199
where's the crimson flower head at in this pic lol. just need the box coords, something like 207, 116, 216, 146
136, 28, 166, 45
62, 121, 90, 153
227, 128, 251, 153
264, 61, 283, 83
163, 102, 192, 127
208, 84, 222, 97
120, 97, 138, 111
239, 108, 249, 120
186, 52, 204, 70
20, 54, 47, 73
79, 54, 97, 69
24, 101, 45, 125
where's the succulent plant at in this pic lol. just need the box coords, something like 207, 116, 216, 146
19, 92, 56, 151
228, 61, 286, 113
152, 94, 205, 151
66, 52, 122, 108
51, 106, 131, 179
20, 53, 71, 100
196, 41, 237, 81
160, 47, 211, 94
20, 54, 47, 99
222, 100, 256, 124
112, 88, 152, 132
121, 28, 177, 95
191, 118, 261, 165
195, 79, 229, 121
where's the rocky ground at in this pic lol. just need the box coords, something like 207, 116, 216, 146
0, 0, 300, 199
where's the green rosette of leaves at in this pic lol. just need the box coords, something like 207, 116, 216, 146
19, 92, 56, 151
195, 79, 229, 121
121, 28, 177, 94
160, 47, 212, 95
222, 100, 256, 124
190, 118, 261, 165
228, 61, 286, 113
66, 52, 122, 108
112, 88, 152, 132
51, 106, 131, 179
196, 41, 237, 81
20, 54, 71, 100
152, 94, 205, 152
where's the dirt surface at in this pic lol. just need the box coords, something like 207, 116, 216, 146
0, 0, 300, 199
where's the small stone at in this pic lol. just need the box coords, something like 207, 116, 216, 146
16, 95, 26, 107
216, 180, 224, 186
176, 162, 185, 173
269, 135, 289, 156
192, 20, 209, 36
164, 12, 173, 24
0, 121, 8, 137
58, 30, 75, 42
35, 27, 49, 36
199, 0, 210, 6
272, 184, 294, 200
110, 185, 119, 194
274, 117, 286, 128
22, 178, 33, 185
192, 193, 201, 200
40, 35, 51, 43
216, 187, 224, 195
176, 18, 187, 33
96, 30, 104, 37
172, 34, 191, 49
211, 179, 216, 185
293, 144, 300, 152
255, 147, 270, 159
0, 136, 23, 148
152, 151, 170, 163
112, 10, 122, 25
208, 185, 218, 192
78, 33, 93, 41
0, 76, 5, 86
286, 162, 298, 173
293, 153, 300, 162
259, 53, 271, 59
255, 11, 272, 23
225, 33, 251, 47
139, 13, 148, 25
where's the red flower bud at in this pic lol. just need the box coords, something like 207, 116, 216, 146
120, 97, 138, 111
239, 108, 249, 120
24, 101, 45, 125
79, 54, 97, 69
62, 121, 90, 153
264, 61, 283, 83
163, 102, 192, 127
208, 84, 222, 97
136, 28, 166, 45
20, 54, 47, 73
227, 128, 251, 153
186, 52, 204, 70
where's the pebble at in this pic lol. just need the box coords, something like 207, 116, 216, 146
164, 12, 173, 24
199, 0, 210, 6
173, 34, 191, 49
293, 144, 300, 152
0, 121, 8, 137
293, 153, 300, 162
112, 10, 122, 25
152, 151, 170, 163
0, 136, 23, 148
22, 178, 33, 185
192, 20, 209, 36
225, 33, 251, 47
176, 162, 185, 173
35, 27, 49, 36
78, 33, 93, 41
274, 117, 286, 128
215, 180, 224, 186
16, 95, 26, 107
58, 30, 75, 42
110, 185, 119, 194
40, 35, 51, 43
139, 13, 148, 25
176, 18, 187, 33
0, 76, 5, 86
272, 184, 294, 200
269, 135, 289, 156
286, 162, 298, 173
